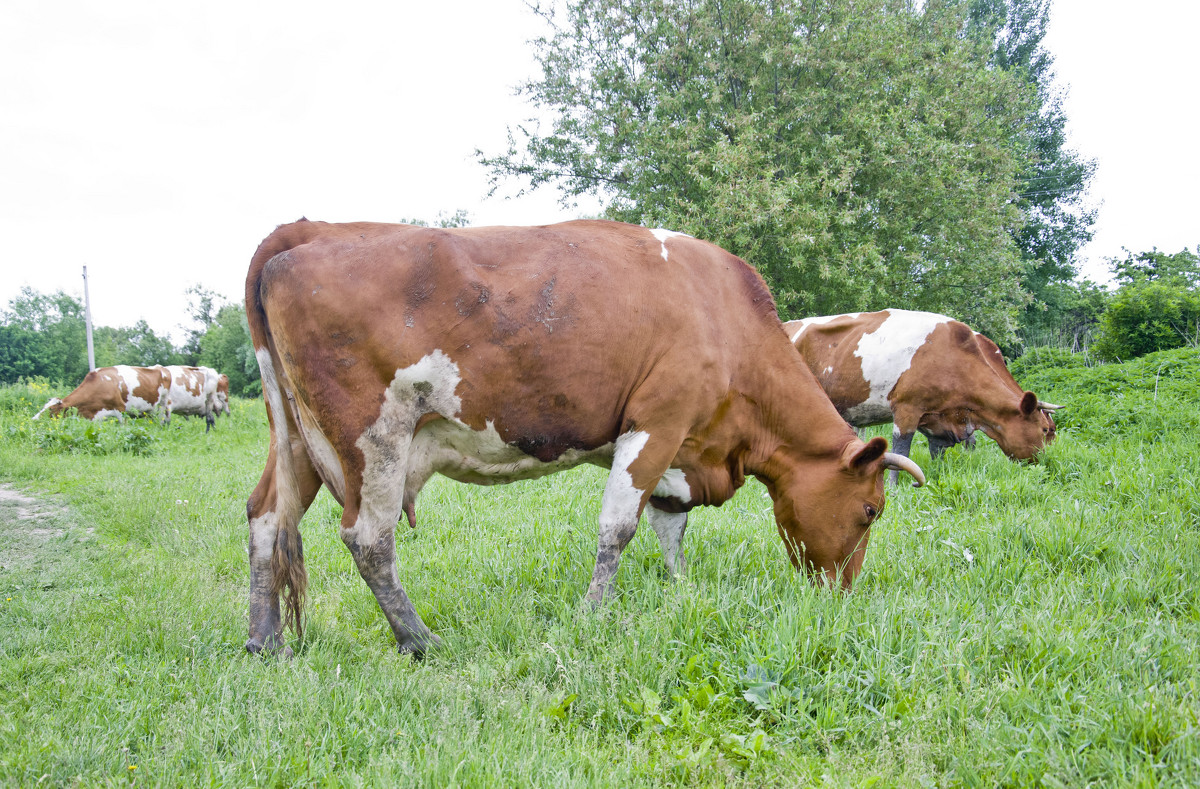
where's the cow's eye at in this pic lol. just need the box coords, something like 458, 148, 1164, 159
864, 504, 878, 520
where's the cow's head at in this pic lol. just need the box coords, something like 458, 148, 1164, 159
763, 437, 924, 589
32, 398, 66, 420
986, 391, 1061, 461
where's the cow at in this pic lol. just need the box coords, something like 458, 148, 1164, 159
215, 374, 231, 418
33, 365, 171, 422
243, 219, 925, 657
783, 309, 1062, 483
162, 365, 222, 431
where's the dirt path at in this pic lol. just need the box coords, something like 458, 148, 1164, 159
0, 483, 90, 583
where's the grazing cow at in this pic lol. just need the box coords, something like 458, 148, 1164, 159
33, 365, 170, 422
215, 374, 231, 418
163, 365, 222, 431
783, 310, 1062, 483
243, 219, 924, 656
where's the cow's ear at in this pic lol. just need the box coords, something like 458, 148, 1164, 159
848, 436, 887, 470
1020, 391, 1038, 416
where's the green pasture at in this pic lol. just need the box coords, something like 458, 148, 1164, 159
1, 349, 1199, 786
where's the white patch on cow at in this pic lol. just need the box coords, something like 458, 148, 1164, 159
115, 365, 156, 414
248, 512, 277, 560
407, 419, 614, 493
353, 350, 466, 542
653, 467, 691, 504
824, 366, 834, 375
92, 408, 123, 422
600, 430, 650, 527
650, 228, 689, 262
845, 310, 949, 425
102, 375, 112, 382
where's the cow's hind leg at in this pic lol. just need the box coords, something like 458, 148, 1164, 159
343, 422, 438, 656
246, 439, 321, 655
340, 500, 439, 656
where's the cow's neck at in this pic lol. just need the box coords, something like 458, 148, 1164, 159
688, 349, 857, 501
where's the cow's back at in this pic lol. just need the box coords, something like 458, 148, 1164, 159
785, 310, 960, 426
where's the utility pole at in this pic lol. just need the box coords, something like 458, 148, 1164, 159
82, 265, 96, 371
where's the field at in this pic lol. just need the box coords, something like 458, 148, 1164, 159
2, 349, 1199, 787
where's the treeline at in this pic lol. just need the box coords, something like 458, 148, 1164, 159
1022, 246, 1200, 359
0, 286, 260, 396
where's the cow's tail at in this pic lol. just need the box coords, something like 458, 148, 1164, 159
245, 219, 324, 641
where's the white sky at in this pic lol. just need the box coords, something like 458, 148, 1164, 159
1, 1, 1196, 341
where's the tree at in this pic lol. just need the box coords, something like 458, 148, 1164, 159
967, 0, 1097, 336
0, 324, 41, 383
1, 287, 89, 384
198, 304, 261, 397
179, 285, 225, 364
1108, 245, 1200, 288
1020, 277, 1107, 351
94, 320, 180, 368
482, 0, 1037, 341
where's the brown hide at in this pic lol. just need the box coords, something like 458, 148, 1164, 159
784, 310, 1056, 461
243, 220, 913, 653
37, 365, 169, 420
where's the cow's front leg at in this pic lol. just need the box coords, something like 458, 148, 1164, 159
647, 504, 688, 577
927, 434, 957, 459
889, 425, 915, 486
586, 430, 684, 604
341, 517, 439, 656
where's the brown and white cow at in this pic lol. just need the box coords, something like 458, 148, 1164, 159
163, 365, 222, 431
33, 365, 171, 422
243, 219, 924, 656
783, 310, 1062, 483
215, 374, 231, 418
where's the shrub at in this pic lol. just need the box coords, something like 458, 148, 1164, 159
1091, 281, 1200, 361
5, 409, 160, 457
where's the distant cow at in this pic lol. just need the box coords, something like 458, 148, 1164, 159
33, 365, 170, 422
215, 374, 231, 418
163, 365, 222, 431
784, 309, 1062, 482
242, 219, 924, 656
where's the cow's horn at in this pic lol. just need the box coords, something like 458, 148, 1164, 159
883, 452, 926, 488
1038, 401, 1064, 411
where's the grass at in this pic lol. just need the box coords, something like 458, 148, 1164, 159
1, 349, 1199, 786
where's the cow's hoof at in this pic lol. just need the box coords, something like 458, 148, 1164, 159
398, 633, 442, 659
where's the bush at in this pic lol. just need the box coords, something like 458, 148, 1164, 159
5, 410, 160, 457
1091, 281, 1200, 361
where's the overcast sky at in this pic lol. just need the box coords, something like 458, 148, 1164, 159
2, 1, 1197, 341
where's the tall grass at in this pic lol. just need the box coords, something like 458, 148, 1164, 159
1, 349, 1199, 786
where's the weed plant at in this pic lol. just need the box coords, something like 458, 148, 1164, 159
1, 349, 1199, 786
